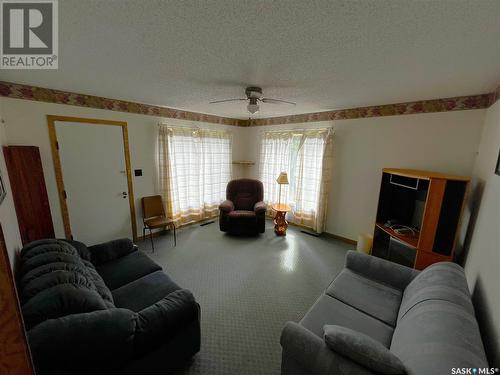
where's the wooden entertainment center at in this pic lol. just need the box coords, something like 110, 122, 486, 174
372, 168, 470, 270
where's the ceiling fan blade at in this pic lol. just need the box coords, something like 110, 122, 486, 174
261, 98, 296, 105
209, 98, 247, 104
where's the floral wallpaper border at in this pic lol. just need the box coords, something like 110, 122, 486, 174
0, 81, 246, 127
247, 93, 492, 127
0, 81, 496, 127
489, 85, 500, 106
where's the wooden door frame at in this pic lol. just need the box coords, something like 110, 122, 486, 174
47, 115, 138, 242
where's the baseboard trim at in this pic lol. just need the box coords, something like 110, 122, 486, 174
322, 232, 357, 246
199, 220, 216, 227
136, 218, 357, 246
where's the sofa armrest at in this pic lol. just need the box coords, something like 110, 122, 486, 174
280, 322, 375, 375
324, 325, 406, 374
89, 238, 137, 266
135, 289, 199, 355
345, 250, 419, 290
28, 308, 137, 371
254, 201, 267, 214
219, 200, 234, 213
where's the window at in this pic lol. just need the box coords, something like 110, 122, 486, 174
259, 129, 334, 232
158, 126, 232, 226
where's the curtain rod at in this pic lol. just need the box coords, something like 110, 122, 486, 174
158, 123, 199, 129
258, 127, 334, 133
158, 123, 232, 131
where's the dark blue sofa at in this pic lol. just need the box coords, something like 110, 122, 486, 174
17, 238, 200, 374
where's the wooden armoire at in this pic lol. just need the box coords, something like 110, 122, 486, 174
372, 168, 469, 270
3, 146, 55, 245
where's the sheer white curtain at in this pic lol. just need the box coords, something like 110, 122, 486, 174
258, 131, 293, 205
259, 128, 334, 233
291, 129, 334, 231
158, 126, 232, 226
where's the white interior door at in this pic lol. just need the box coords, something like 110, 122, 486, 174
55, 122, 132, 245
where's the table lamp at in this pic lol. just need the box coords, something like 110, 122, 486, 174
276, 172, 289, 206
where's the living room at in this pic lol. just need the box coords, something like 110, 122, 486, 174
0, 1, 498, 375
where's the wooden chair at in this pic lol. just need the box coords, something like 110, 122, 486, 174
141, 195, 176, 251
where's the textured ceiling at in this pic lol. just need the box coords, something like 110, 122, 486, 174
1, 0, 499, 119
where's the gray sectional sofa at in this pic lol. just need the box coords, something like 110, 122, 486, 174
281, 250, 488, 375
17, 238, 200, 375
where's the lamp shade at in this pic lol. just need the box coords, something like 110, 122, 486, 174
276, 172, 289, 184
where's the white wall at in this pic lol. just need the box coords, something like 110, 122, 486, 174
0, 96, 487, 256
242, 110, 486, 240
0, 100, 23, 269
0, 97, 246, 244
463, 100, 500, 365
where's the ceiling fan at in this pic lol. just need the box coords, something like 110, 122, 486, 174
209, 86, 296, 114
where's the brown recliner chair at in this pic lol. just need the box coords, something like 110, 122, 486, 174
219, 179, 266, 235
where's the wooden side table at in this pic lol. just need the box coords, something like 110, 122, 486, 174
271, 204, 291, 236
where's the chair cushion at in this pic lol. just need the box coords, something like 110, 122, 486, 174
144, 216, 173, 229
226, 179, 263, 211
324, 325, 406, 375
391, 300, 488, 375
300, 295, 394, 347
112, 271, 181, 312
326, 269, 402, 327
227, 210, 256, 219
96, 251, 162, 290
398, 262, 474, 321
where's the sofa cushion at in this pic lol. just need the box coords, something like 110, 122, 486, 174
20, 239, 78, 259
96, 251, 162, 290
18, 240, 112, 329
112, 270, 181, 312
398, 262, 474, 321
135, 289, 198, 355
300, 295, 394, 347
20, 262, 90, 290
324, 325, 406, 374
19, 239, 82, 279
19, 251, 82, 278
83, 260, 114, 306
22, 284, 108, 330
89, 238, 137, 266
326, 269, 402, 327
61, 239, 92, 261
21, 270, 99, 305
391, 299, 488, 375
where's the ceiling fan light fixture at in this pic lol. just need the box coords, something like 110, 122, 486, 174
247, 98, 259, 114
209, 86, 295, 115
247, 103, 259, 114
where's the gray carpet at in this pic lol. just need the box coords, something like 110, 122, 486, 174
138, 220, 351, 375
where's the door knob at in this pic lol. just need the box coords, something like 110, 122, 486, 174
122, 191, 128, 198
